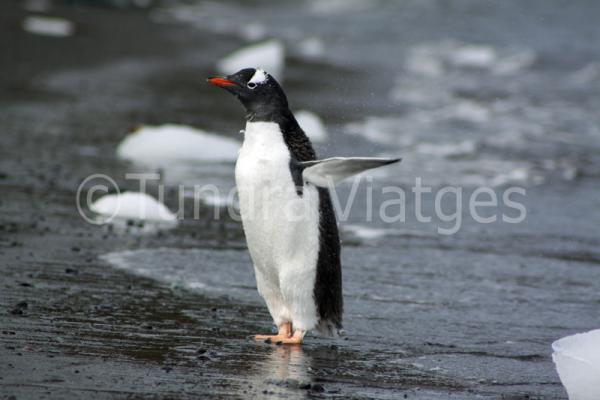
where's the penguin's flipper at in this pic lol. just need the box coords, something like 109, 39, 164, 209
299, 157, 401, 187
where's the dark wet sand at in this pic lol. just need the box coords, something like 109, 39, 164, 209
0, 1, 586, 398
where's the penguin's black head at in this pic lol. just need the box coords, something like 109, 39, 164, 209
208, 68, 288, 119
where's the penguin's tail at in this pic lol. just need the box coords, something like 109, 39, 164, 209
297, 157, 401, 188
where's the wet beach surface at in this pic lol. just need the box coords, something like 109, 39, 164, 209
2, 0, 600, 398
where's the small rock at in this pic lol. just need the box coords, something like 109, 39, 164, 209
311, 384, 325, 392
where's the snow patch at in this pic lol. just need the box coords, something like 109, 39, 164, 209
217, 40, 285, 79
117, 124, 239, 167
552, 329, 600, 400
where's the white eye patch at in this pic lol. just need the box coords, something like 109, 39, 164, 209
248, 68, 268, 85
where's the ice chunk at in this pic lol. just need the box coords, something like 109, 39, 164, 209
117, 124, 239, 166
552, 329, 600, 400
297, 37, 325, 59
217, 39, 285, 79
295, 110, 328, 143
22, 16, 74, 37
91, 192, 177, 224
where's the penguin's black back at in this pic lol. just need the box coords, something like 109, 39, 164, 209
260, 108, 343, 334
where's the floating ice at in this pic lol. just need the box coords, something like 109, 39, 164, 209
117, 124, 239, 166
22, 16, 74, 37
90, 192, 178, 224
297, 37, 325, 59
217, 40, 285, 79
296, 110, 328, 143
552, 329, 600, 400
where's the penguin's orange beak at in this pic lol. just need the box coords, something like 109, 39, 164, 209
207, 77, 238, 87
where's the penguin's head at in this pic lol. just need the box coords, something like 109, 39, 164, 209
208, 68, 288, 118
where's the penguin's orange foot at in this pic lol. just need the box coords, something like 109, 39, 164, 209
275, 330, 305, 345
255, 322, 292, 343
254, 334, 289, 342
257, 329, 306, 345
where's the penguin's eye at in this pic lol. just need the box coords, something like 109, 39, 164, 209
247, 82, 257, 89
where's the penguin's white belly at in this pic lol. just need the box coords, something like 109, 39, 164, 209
235, 121, 320, 330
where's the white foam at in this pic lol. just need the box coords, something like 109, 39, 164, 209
308, 0, 372, 15
117, 124, 239, 166
570, 62, 600, 85
416, 140, 477, 158
295, 110, 328, 143
403, 40, 536, 78
22, 16, 74, 37
100, 248, 258, 302
451, 45, 497, 68
90, 192, 178, 223
492, 49, 536, 75
552, 329, 600, 400
217, 40, 285, 79
344, 225, 436, 241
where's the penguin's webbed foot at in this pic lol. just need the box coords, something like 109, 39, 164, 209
255, 322, 292, 342
274, 330, 305, 345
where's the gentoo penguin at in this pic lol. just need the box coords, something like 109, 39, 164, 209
208, 68, 399, 344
